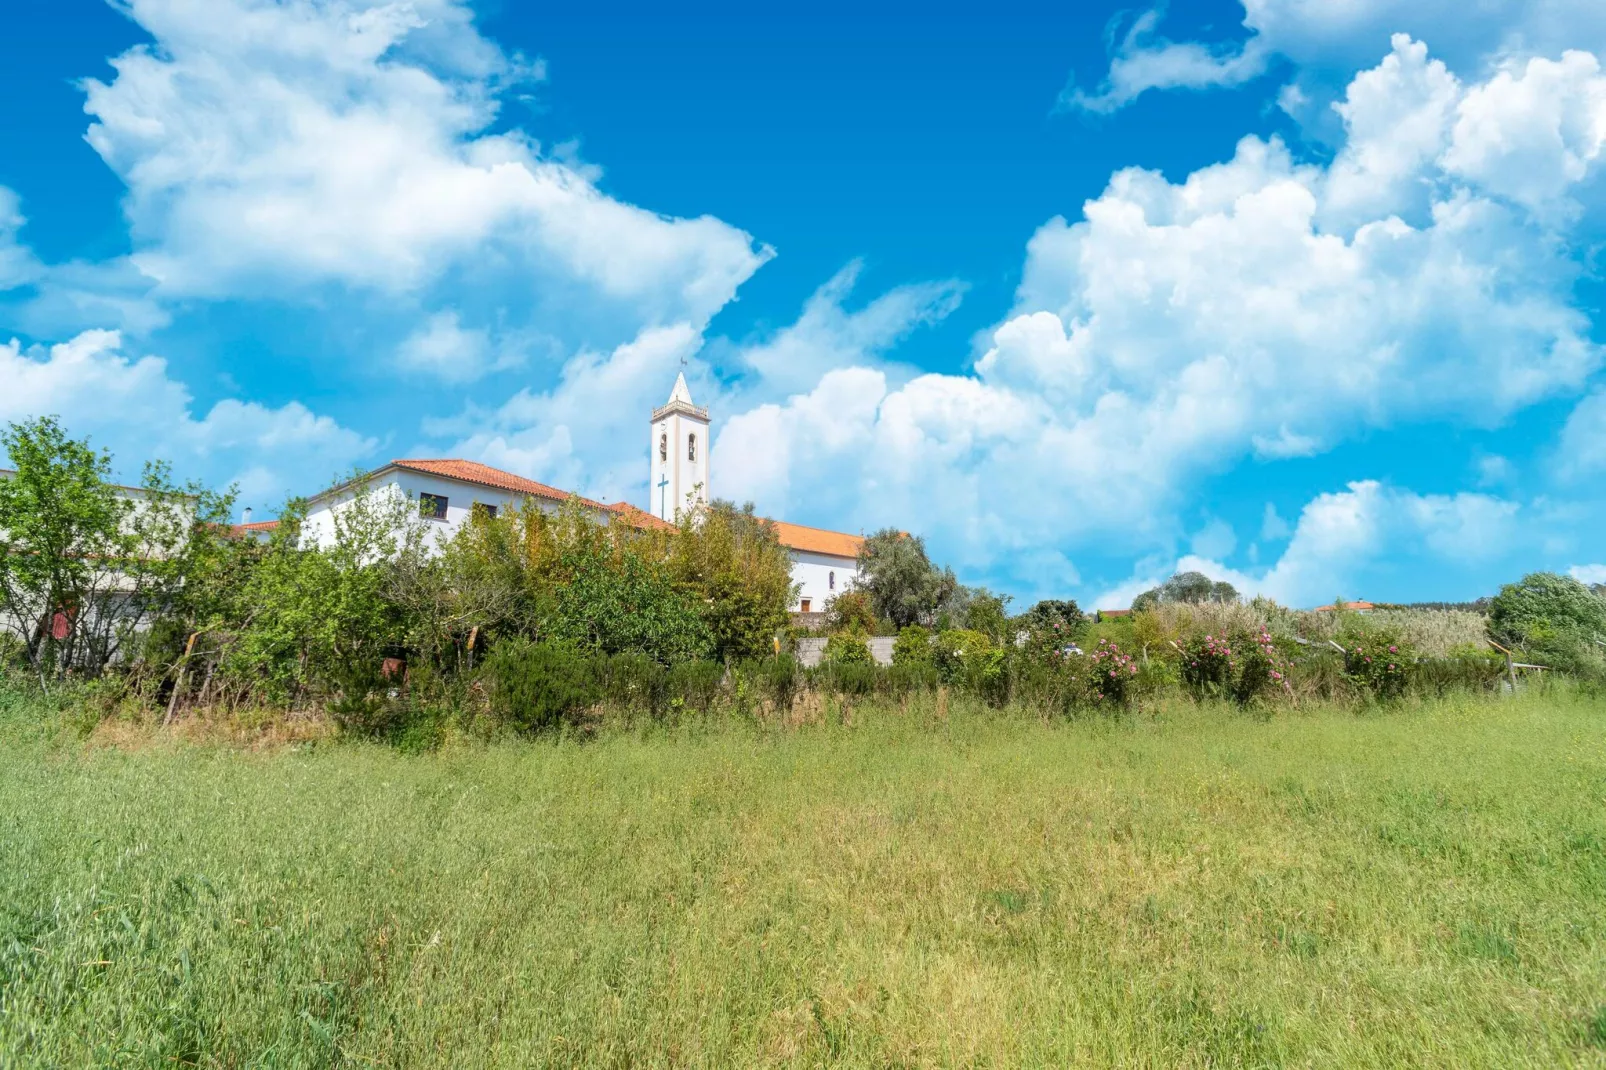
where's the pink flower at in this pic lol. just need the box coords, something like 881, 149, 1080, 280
1388, 645, 1397, 654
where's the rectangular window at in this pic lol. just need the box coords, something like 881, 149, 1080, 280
419, 492, 448, 520
472, 502, 497, 520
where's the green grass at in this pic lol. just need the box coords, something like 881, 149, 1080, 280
3, 690, 1605, 1067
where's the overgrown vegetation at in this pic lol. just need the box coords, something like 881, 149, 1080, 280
4, 687, 1605, 1066
2, 418, 1604, 744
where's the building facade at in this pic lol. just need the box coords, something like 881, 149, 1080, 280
293, 377, 867, 614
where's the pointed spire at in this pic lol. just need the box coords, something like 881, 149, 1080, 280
668, 371, 694, 406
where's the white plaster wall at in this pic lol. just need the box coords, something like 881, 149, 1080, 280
301, 471, 594, 553
789, 549, 859, 612
650, 411, 709, 521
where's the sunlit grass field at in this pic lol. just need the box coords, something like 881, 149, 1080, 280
3, 690, 1605, 1067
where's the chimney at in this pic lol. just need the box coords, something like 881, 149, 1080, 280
242, 506, 253, 525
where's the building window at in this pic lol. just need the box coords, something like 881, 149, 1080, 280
472, 502, 497, 521
687, 433, 697, 462
800, 598, 811, 613
828, 571, 835, 590
419, 493, 448, 520
659, 432, 667, 462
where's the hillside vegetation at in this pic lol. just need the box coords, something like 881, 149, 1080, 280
4, 687, 1605, 1067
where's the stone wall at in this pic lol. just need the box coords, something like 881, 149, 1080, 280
794, 636, 895, 668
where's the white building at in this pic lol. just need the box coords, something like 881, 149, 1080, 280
290, 377, 867, 614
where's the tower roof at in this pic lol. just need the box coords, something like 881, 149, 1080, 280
652, 371, 709, 421
668, 371, 694, 406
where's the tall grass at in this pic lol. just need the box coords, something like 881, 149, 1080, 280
3, 688, 1605, 1067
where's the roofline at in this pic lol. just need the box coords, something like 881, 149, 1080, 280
304, 460, 614, 513
0, 468, 196, 500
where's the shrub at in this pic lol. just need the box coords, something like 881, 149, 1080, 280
1079, 638, 1138, 708
482, 640, 601, 733
1342, 634, 1413, 701
1181, 633, 1236, 697
749, 654, 800, 709
824, 633, 873, 667
824, 590, 879, 636
666, 660, 725, 713
892, 625, 935, 668
600, 652, 667, 715
1229, 628, 1290, 708
823, 660, 879, 696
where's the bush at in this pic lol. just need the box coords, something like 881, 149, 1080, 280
1229, 628, 1292, 708
482, 640, 601, 733
1180, 633, 1236, 697
892, 625, 934, 668
600, 652, 667, 715
824, 633, 873, 667
1079, 639, 1138, 708
666, 660, 724, 714
1342, 634, 1413, 701
824, 590, 879, 636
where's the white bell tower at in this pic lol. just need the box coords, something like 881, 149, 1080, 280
649, 372, 710, 522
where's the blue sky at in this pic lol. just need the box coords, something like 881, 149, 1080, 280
2, 0, 1605, 608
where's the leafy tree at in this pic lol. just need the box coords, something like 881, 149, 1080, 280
856, 529, 957, 629
1131, 571, 1239, 612
667, 500, 795, 660
1022, 599, 1086, 638
961, 589, 1013, 644
823, 588, 878, 635
1488, 572, 1606, 648
0, 417, 232, 680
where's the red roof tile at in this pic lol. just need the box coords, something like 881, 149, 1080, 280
390, 459, 606, 508
768, 519, 864, 559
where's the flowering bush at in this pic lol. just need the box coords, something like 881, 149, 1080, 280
1342, 633, 1413, 700
1079, 638, 1138, 707
1229, 627, 1290, 707
1181, 633, 1235, 696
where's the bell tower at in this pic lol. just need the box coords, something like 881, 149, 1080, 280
650, 372, 710, 521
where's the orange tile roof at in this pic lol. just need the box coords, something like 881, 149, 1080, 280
606, 501, 675, 531
235, 520, 280, 533
768, 519, 864, 559
1313, 600, 1375, 612
390, 459, 609, 508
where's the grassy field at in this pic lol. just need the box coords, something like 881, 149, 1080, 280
2, 690, 1605, 1067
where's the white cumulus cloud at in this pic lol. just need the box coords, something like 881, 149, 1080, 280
81, 0, 771, 347
0, 330, 373, 510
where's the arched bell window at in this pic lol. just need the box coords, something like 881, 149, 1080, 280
828, 571, 836, 590
688, 433, 697, 461
659, 432, 667, 462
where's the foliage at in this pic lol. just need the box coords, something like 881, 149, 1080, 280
0, 417, 234, 679
855, 529, 958, 629
892, 625, 934, 668
959, 589, 1012, 644
1180, 633, 1236, 696
667, 500, 795, 660
1131, 571, 1239, 612
1229, 628, 1290, 708
1342, 634, 1414, 701
823, 589, 878, 635
823, 633, 873, 667
1079, 638, 1139, 707
481, 639, 601, 732
1021, 599, 1087, 640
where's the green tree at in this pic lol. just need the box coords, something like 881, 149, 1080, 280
1488, 572, 1606, 648
855, 529, 957, 629
667, 500, 795, 660
1131, 571, 1239, 611
0, 417, 232, 679
823, 589, 878, 635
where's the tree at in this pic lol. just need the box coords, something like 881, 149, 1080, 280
960, 589, 1012, 644
1021, 599, 1087, 638
1488, 572, 1606, 648
0, 417, 232, 679
667, 500, 795, 660
855, 529, 957, 629
823, 589, 878, 635
1131, 571, 1239, 611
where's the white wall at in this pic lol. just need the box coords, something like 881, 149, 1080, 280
300, 470, 596, 552
649, 409, 710, 522
789, 549, 859, 612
